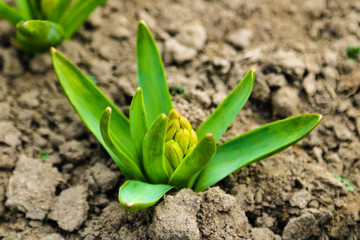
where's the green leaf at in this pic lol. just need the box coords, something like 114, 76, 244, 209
169, 133, 216, 189
16, 20, 65, 52
197, 69, 255, 142
194, 114, 323, 192
41, 0, 72, 22
130, 88, 149, 165
51, 48, 137, 177
136, 21, 173, 125
100, 107, 146, 181
142, 114, 169, 184
14, 0, 31, 19
119, 180, 173, 212
0, 1, 25, 26
59, 0, 107, 38
14, 0, 41, 19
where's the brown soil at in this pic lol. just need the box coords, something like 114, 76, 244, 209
0, 0, 360, 239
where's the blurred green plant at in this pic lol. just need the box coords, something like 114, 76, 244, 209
38, 149, 50, 161
346, 46, 360, 62
51, 21, 322, 212
0, 0, 106, 53
333, 173, 354, 192
170, 84, 185, 96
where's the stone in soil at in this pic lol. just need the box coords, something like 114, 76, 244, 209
176, 22, 207, 50
148, 189, 201, 240
289, 189, 311, 209
282, 212, 321, 240
89, 162, 119, 192
226, 28, 252, 50
197, 187, 251, 239
0, 121, 21, 147
48, 185, 89, 232
251, 227, 281, 240
165, 38, 197, 64
6, 155, 62, 220
271, 86, 301, 117
59, 140, 90, 163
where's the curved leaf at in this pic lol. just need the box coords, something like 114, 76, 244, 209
100, 107, 146, 181
169, 133, 216, 189
0, 1, 24, 26
194, 114, 323, 192
59, 0, 107, 38
119, 180, 173, 212
14, 0, 32, 19
136, 21, 173, 125
130, 88, 149, 165
142, 114, 169, 184
51, 48, 137, 177
197, 69, 255, 142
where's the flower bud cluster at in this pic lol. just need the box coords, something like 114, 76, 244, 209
164, 109, 198, 174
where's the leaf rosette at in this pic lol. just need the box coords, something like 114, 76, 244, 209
51, 21, 322, 212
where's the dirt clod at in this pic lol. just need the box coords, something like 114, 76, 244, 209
59, 140, 90, 163
198, 187, 251, 239
49, 185, 89, 231
282, 212, 321, 240
6, 155, 62, 220
149, 189, 201, 240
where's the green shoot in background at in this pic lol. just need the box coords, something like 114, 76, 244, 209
51, 21, 322, 212
0, 0, 106, 53
346, 46, 360, 62
333, 173, 355, 192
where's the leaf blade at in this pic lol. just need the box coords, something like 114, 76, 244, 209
196, 69, 255, 142
51, 48, 137, 175
59, 0, 106, 38
119, 180, 173, 212
100, 107, 146, 181
130, 88, 149, 165
41, 0, 72, 22
14, 0, 31, 19
194, 114, 323, 192
136, 21, 173, 125
169, 133, 216, 189
0, 1, 24, 26
142, 114, 169, 184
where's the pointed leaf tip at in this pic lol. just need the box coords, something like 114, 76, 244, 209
196, 69, 255, 142
194, 113, 323, 192
136, 20, 173, 124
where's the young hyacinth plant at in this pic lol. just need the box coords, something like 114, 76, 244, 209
51, 21, 322, 212
0, 0, 106, 53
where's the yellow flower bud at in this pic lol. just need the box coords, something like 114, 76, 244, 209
189, 129, 198, 147
168, 109, 181, 121
174, 128, 191, 154
164, 109, 198, 172
180, 116, 192, 131
165, 140, 183, 168
166, 119, 180, 141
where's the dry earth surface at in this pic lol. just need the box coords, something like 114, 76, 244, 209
0, 0, 359, 239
